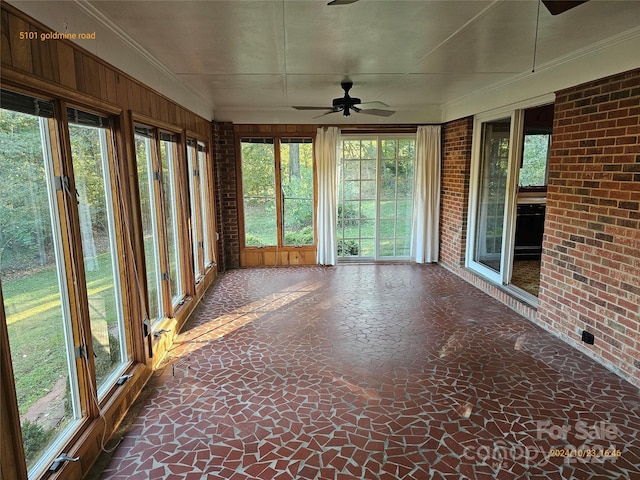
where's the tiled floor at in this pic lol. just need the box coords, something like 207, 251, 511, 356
510, 260, 541, 297
98, 265, 640, 479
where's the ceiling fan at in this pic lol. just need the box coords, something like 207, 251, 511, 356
328, 0, 590, 16
293, 81, 395, 118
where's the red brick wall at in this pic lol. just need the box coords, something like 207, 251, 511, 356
212, 121, 240, 270
538, 68, 640, 385
440, 117, 473, 269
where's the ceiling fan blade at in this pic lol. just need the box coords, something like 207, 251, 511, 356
359, 108, 396, 117
541, 0, 589, 15
357, 101, 391, 109
327, 0, 359, 5
313, 110, 340, 119
292, 106, 333, 111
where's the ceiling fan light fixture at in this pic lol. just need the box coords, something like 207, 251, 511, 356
292, 80, 396, 118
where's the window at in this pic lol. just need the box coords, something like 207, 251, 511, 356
241, 138, 277, 246
135, 128, 164, 322
240, 137, 314, 247
519, 133, 550, 188
188, 140, 215, 280
338, 136, 415, 260
379, 138, 415, 258
67, 108, 128, 395
1, 93, 83, 474
198, 142, 214, 266
134, 126, 185, 322
473, 118, 511, 274
281, 139, 314, 246
159, 133, 183, 302
1, 91, 131, 476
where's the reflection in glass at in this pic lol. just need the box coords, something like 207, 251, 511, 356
474, 119, 511, 272
160, 137, 182, 301
135, 133, 162, 321
1, 108, 79, 470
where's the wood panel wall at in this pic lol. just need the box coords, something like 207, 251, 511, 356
0, 2, 210, 137
0, 2, 216, 479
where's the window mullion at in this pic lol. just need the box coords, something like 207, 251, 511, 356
274, 139, 284, 248
375, 136, 382, 260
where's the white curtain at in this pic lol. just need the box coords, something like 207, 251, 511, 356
411, 125, 441, 263
315, 126, 340, 265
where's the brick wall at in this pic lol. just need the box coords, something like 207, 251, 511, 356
440, 117, 474, 270
538, 68, 640, 385
212, 121, 240, 270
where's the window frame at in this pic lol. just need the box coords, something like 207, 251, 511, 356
0, 89, 135, 479
197, 141, 216, 269
238, 135, 316, 249
337, 134, 416, 261
134, 122, 189, 323
66, 106, 131, 399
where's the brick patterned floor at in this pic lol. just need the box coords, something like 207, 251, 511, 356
99, 265, 640, 479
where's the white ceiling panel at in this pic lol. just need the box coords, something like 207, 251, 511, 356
416, 0, 640, 74
379, 72, 518, 106
179, 74, 286, 107
282, 1, 493, 75
90, 0, 286, 74
9, 0, 640, 124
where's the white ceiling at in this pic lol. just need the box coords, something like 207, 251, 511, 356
8, 0, 640, 124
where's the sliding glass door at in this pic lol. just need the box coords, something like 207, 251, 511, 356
473, 118, 511, 276
467, 103, 553, 302
337, 136, 415, 261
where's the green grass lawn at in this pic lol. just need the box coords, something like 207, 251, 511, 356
338, 199, 412, 258
244, 202, 277, 246
3, 251, 118, 415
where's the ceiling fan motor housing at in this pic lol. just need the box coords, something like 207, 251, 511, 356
333, 81, 360, 116
292, 80, 395, 117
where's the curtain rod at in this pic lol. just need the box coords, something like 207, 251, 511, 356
328, 123, 439, 134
